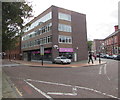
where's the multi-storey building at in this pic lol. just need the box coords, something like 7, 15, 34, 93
21, 5, 88, 62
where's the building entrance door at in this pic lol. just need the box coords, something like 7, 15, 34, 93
74, 53, 77, 62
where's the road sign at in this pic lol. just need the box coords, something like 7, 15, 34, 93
40, 46, 44, 55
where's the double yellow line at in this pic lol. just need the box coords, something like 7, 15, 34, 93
14, 86, 23, 97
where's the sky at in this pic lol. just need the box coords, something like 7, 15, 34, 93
26, 0, 119, 40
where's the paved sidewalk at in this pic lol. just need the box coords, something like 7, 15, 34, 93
2, 71, 20, 98
11, 59, 106, 68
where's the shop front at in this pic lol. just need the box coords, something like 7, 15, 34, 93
59, 48, 73, 59
24, 48, 52, 61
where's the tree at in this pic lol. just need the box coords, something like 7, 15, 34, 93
87, 41, 93, 51
2, 2, 33, 52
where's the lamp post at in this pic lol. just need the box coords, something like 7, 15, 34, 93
53, 45, 59, 60
40, 44, 44, 66
99, 46, 101, 64
53, 45, 59, 50
76, 47, 78, 62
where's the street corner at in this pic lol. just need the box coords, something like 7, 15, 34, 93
71, 61, 107, 68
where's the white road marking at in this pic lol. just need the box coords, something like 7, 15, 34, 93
104, 64, 107, 74
106, 75, 111, 80
47, 92, 77, 96
47, 87, 77, 96
99, 65, 102, 74
26, 79, 72, 87
24, 80, 53, 100
2, 64, 22, 67
26, 78, 119, 99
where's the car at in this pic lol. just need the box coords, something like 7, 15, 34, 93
111, 55, 117, 59
52, 56, 71, 64
114, 55, 120, 61
103, 54, 109, 58
100, 54, 107, 58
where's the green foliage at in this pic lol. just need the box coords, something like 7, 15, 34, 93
87, 41, 93, 51
2, 2, 33, 51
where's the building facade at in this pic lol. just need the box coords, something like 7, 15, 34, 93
4, 37, 22, 60
21, 5, 88, 62
104, 25, 120, 55
92, 25, 120, 55
92, 39, 105, 54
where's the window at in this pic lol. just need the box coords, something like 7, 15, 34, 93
40, 38, 43, 45
23, 12, 52, 33
58, 24, 72, 32
43, 37, 47, 44
22, 23, 52, 41
58, 12, 71, 21
36, 39, 40, 45
59, 35, 72, 44
22, 35, 52, 49
48, 35, 52, 43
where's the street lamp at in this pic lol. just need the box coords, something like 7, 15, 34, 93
53, 45, 59, 50
99, 46, 101, 64
76, 47, 78, 61
40, 44, 44, 66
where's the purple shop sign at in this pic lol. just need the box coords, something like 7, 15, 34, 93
32, 51, 40, 54
59, 48, 73, 52
44, 50, 51, 53
32, 49, 51, 54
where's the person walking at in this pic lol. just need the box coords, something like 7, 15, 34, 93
88, 52, 94, 64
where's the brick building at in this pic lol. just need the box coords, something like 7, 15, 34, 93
4, 37, 22, 60
104, 25, 120, 55
92, 25, 120, 55
92, 39, 105, 54
21, 5, 88, 62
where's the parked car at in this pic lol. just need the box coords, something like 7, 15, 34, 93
100, 54, 107, 58
52, 56, 71, 64
103, 54, 110, 59
111, 55, 118, 59
114, 55, 120, 61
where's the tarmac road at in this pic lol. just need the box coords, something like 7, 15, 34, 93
2, 59, 119, 99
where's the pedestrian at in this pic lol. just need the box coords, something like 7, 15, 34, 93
88, 52, 94, 64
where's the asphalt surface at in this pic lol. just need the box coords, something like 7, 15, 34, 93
2, 59, 119, 99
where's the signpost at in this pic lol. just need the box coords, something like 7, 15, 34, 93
40, 45, 44, 66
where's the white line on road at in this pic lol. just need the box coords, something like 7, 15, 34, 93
26, 79, 72, 87
47, 92, 77, 96
104, 64, 107, 74
47, 87, 77, 96
100, 63, 111, 80
99, 65, 102, 74
99, 64, 108, 76
106, 74, 111, 80
24, 80, 53, 100
2, 64, 22, 67
26, 78, 119, 99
